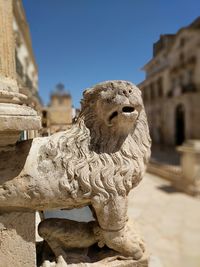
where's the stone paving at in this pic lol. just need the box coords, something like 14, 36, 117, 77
129, 173, 200, 267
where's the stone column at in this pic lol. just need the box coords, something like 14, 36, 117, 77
0, 1, 40, 266
0, 0, 40, 148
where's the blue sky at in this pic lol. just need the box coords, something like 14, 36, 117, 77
23, 0, 200, 108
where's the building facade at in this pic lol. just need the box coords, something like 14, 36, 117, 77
13, 0, 42, 139
139, 17, 200, 146
41, 84, 73, 136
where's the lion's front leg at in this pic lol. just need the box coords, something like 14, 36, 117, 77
92, 195, 145, 260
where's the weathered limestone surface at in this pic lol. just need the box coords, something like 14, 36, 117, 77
0, 81, 151, 266
0, 212, 36, 267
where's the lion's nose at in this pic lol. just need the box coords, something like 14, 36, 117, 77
118, 88, 132, 97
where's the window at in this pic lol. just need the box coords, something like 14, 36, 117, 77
142, 88, 146, 102
150, 83, 155, 100
187, 69, 194, 83
171, 77, 176, 88
157, 77, 163, 97
42, 110, 47, 118
42, 122, 47, 128
42, 111, 48, 128
179, 53, 184, 64
179, 74, 184, 86
179, 37, 185, 48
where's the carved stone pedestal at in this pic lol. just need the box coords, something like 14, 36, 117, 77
176, 140, 200, 196
0, 212, 36, 267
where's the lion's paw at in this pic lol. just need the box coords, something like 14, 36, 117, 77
100, 221, 146, 260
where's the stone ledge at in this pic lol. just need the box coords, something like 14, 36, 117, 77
0, 103, 41, 132
0, 103, 41, 146
0, 115, 41, 131
0, 103, 37, 115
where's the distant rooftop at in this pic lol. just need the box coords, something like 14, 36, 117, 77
153, 34, 175, 57
51, 83, 71, 98
153, 16, 200, 57
188, 16, 200, 29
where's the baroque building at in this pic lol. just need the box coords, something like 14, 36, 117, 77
41, 83, 73, 136
13, 0, 42, 139
139, 17, 200, 146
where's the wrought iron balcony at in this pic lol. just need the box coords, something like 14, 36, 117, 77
182, 83, 196, 93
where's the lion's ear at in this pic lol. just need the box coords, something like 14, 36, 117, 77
83, 88, 93, 98
83, 89, 88, 96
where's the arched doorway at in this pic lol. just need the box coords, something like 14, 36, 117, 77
175, 104, 185, 145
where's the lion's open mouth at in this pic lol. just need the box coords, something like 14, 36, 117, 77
108, 106, 135, 125
122, 106, 135, 113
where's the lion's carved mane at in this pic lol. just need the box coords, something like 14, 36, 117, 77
38, 81, 151, 203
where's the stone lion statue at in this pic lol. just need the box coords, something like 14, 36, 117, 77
0, 81, 151, 264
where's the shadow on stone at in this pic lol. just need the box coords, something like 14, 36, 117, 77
157, 184, 181, 194
37, 240, 149, 267
0, 140, 33, 183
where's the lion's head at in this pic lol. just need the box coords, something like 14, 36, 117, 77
56, 81, 151, 202
80, 81, 148, 152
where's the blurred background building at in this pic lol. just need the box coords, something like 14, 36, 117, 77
13, 0, 42, 139
139, 17, 200, 148
41, 83, 73, 136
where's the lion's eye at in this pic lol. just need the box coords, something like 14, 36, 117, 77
106, 98, 112, 103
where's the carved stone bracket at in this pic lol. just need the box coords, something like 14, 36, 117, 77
0, 80, 151, 266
